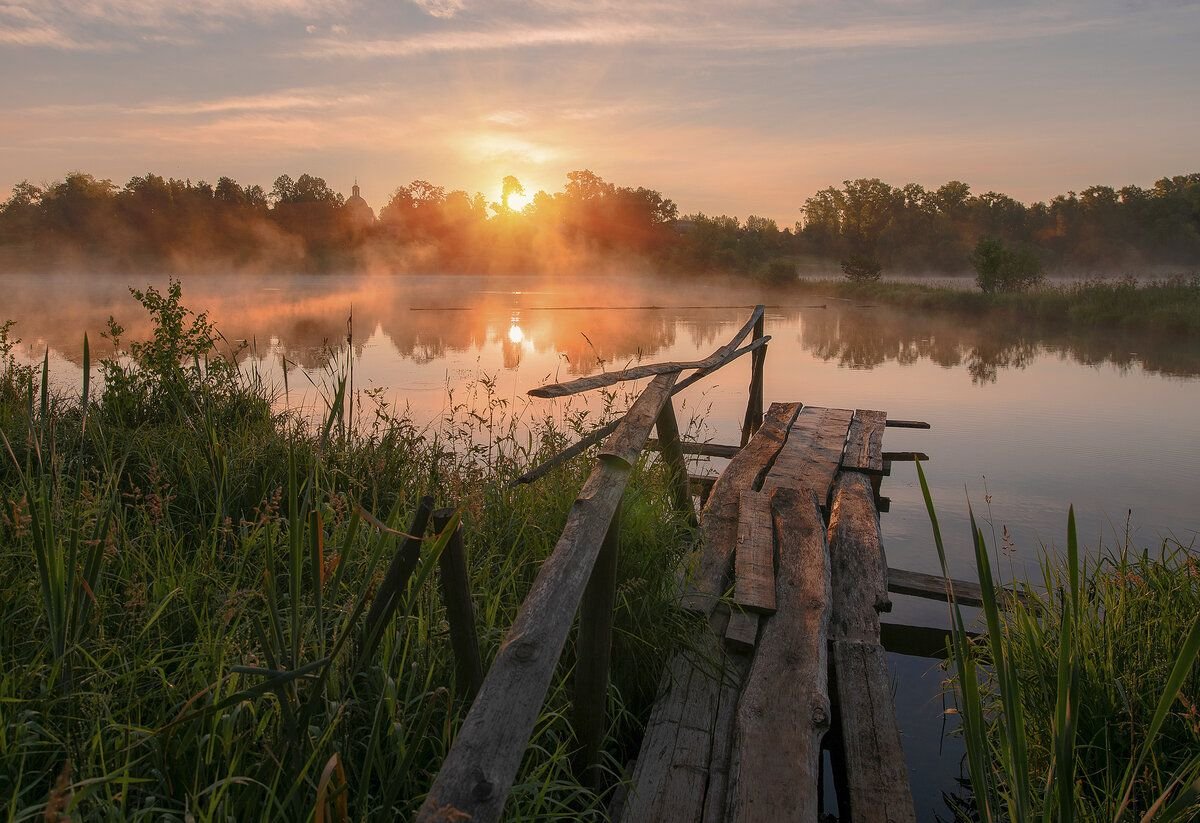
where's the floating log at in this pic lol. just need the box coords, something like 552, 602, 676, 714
680, 402, 802, 614
415, 373, 677, 823
733, 491, 776, 614
529, 305, 765, 398
843, 409, 887, 474
725, 488, 831, 822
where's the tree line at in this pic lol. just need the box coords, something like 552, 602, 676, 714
0, 168, 1196, 275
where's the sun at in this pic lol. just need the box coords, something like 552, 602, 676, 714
506, 190, 532, 211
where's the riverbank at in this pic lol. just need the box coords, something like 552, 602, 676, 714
792, 274, 1200, 337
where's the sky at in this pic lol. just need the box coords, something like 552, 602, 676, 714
2, 0, 1199, 225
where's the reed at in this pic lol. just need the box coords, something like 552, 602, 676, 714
917, 462, 1200, 821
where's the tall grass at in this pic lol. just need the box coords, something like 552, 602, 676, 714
917, 462, 1200, 821
0, 284, 696, 820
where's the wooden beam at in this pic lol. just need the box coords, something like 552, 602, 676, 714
725, 488, 831, 822
648, 440, 741, 459
511, 336, 767, 485
724, 610, 759, 653
886, 567, 1026, 609
680, 402, 802, 614
828, 472, 892, 643
843, 409, 887, 474
739, 312, 767, 447
733, 490, 776, 614
529, 305, 765, 398
575, 506, 621, 788
360, 496, 434, 664
416, 373, 677, 823
882, 451, 929, 462
655, 400, 698, 528
760, 406, 854, 507
433, 509, 484, 702
884, 419, 930, 429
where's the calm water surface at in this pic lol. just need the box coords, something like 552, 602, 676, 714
6, 270, 1200, 817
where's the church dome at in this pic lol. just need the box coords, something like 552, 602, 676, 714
343, 180, 375, 225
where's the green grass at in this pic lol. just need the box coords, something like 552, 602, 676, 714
918, 463, 1200, 821
793, 274, 1200, 337
0, 285, 696, 820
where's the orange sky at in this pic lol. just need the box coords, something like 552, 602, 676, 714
2, 1, 1199, 224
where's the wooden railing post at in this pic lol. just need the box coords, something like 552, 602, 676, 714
654, 399, 698, 528
574, 504, 621, 789
433, 508, 484, 702
740, 312, 767, 447
360, 496, 434, 664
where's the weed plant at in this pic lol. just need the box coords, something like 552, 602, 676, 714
918, 464, 1200, 821
0, 283, 696, 820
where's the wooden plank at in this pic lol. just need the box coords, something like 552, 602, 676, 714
760, 406, 853, 507
739, 312, 767, 447
880, 622, 979, 660
432, 509, 484, 702
725, 487, 831, 822
828, 472, 891, 643
884, 419, 930, 429
831, 640, 916, 822
680, 402, 802, 614
360, 496, 434, 663
648, 439, 741, 459
701, 648, 752, 823
655, 400, 698, 528
415, 373, 677, 823
886, 567, 1026, 609
724, 610, 759, 653
529, 305, 764, 398
733, 490, 776, 614
843, 409, 887, 474
881, 451, 928, 462
512, 335, 767, 485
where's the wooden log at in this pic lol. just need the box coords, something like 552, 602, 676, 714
830, 640, 916, 822
680, 402, 802, 614
432, 509, 484, 702
886, 567, 1026, 609
655, 400, 698, 528
760, 406, 854, 508
884, 419, 930, 429
415, 373, 677, 823
511, 335, 767, 485
575, 506, 621, 788
733, 491, 775, 614
843, 409, 887, 474
725, 487, 831, 822
828, 472, 892, 643
739, 313, 767, 447
724, 610, 759, 653
360, 496, 434, 663
529, 305, 765, 398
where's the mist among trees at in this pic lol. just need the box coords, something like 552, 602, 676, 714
1, 169, 1197, 276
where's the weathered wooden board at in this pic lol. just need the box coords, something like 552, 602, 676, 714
884, 418, 930, 429
415, 374, 677, 823
725, 488, 831, 822
843, 409, 887, 474
724, 610, 759, 653
680, 402, 802, 614
530, 305, 764, 398
831, 640, 917, 822
760, 406, 854, 508
886, 567, 1026, 609
827, 472, 891, 643
733, 491, 776, 614
648, 439, 741, 459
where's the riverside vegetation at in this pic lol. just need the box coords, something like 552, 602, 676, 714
1, 284, 1197, 820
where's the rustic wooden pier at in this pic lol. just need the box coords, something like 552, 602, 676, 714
415, 306, 973, 823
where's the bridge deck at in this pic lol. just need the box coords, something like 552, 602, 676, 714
620, 403, 917, 823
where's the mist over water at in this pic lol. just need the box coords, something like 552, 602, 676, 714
6, 269, 1200, 816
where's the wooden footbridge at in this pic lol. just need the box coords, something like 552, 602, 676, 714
416, 306, 966, 823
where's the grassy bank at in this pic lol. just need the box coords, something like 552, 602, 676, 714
0, 285, 694, 820
919, 465, 1200, 821
795, 275, 1200, 337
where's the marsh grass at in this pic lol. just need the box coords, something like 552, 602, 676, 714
917, 463, 1200, 821
0, 284, 697, 820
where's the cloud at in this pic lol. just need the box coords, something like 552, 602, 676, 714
411, 0, 465, 19
303, 22, 658, 58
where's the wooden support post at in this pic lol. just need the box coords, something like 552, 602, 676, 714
655, 399, 698, 528
433, 508, 484, 702
575, 506, 621, 789
360, 495, 434, 663
740, 313, 767, 447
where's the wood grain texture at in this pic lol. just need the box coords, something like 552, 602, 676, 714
831, 640, 916, 823
725, 487, 831, 823
843, 409, 887, 474
733, 491, 776, 614
724, 610, 759, 653
827, 472, 891, 643
416, 374, 676, 823
760, 406, 853, 508
680, 402, 802, 614
529, 305, 764, 398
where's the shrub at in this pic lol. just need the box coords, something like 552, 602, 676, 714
972, 238, 1044, 293
759, 258, 796, 285
840, 254, 882, 282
